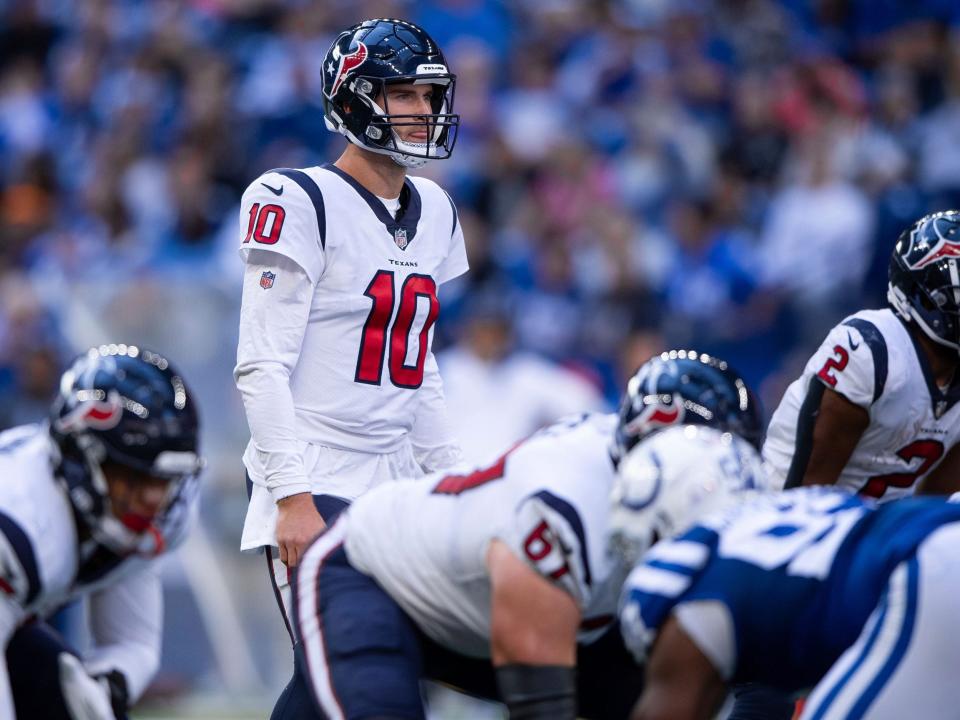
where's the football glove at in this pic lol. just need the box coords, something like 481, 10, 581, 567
58, 652, 120, 720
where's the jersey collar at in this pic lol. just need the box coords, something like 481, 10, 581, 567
323, 163, 423, 250
898, 315, 960, 418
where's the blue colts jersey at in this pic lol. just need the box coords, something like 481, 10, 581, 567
619, 487, 960, 692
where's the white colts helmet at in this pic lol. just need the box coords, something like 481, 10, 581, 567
608, 425, 769, 566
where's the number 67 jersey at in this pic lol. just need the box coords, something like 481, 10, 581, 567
763, 308, 960, 501
340, 413, 627, 658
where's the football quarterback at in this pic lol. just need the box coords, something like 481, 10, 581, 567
234, 18, 471, 718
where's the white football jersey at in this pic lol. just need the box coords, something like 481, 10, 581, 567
764, 308, 960, 501
342, 413, 628, 658
0, 426, 192, 609
237, 164, 468, 454
0, 425, 193, 704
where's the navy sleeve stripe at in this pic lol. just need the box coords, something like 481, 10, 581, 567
784, 379, 825, 490
842, 318, 888, 403
532, 490, 591, 586
442, 189, 459, 238
273, 168, 326, 250
0, 512, 40, 604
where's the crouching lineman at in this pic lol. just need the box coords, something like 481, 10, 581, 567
0, 345, 203, 719
617, 479, 960, 718
292, 350, 765, 719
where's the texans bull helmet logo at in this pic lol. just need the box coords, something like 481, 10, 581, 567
622, 393, 685, 440
904, 212, 960, 270
55, 390, 125, 433
329, 41, 368, 98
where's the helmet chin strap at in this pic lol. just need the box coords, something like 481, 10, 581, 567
93, 512, 145, 555
95, 513, 166, 557
389, 134, 432, 168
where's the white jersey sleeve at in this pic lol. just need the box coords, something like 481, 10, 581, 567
238, 169, 326, 283
84, 568, 162, 702
806, 319, 882, 409
506, 490, 592, 606
408, 352, 464, 474
235, 252, 314, 500
434, 191, 468, 285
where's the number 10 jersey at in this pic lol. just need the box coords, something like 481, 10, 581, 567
237, 163, 468, 455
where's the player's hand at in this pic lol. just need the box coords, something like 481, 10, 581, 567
276, 492, 326, 567
58, 653, 118, 720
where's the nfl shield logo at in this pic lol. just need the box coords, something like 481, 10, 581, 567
394, 227, 408, 250
260, 271, 276, 289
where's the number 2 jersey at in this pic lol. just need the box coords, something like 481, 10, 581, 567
341, 413, 629, 658
763, 308, 960, 500
619, 487, 960, 691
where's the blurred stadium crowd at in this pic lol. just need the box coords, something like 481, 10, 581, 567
1, 0, 960, 707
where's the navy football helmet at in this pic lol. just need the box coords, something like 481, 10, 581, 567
888, 210, 960, 352
49, 345, 203, 556
611, 349, 763, 464
321, 18, 459, 168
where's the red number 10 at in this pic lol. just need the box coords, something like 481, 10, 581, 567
355, 270, 439, 389
243, 203, 285, 245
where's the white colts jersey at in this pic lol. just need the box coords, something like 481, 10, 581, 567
343, 413, 628, 658
764, 308, 960, 501
238, 164, 468, 453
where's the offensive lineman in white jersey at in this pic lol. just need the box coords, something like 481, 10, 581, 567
292, 352, 765, 720
0, 346, 203, 720
233, 21, 467, 713
764, 210, 960, 500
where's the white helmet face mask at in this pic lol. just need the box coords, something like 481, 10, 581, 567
608, 425, 770, 566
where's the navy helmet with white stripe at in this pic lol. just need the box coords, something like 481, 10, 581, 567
49, 345, 203, 556
889, 210, 960, 352
321, 18, 459, 168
